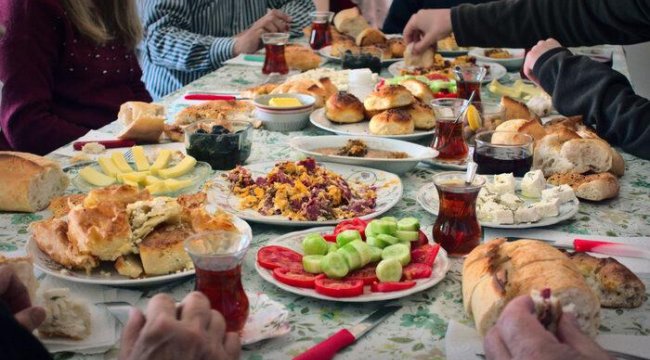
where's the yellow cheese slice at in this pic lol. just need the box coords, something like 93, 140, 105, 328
132, 146, 150, 171
144, 175, 162, 185
97, 157, 121, 177
123, 179, 140, 188
158, 155, 196, 179
111, 152, 133, 173
150, 150, 172, 175
80, 167, 116, 187
145, 181, 168, 195
119, 171, 150, 184
164, 178, 193, 191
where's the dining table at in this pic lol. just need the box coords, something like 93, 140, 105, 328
0, 44, 648, 360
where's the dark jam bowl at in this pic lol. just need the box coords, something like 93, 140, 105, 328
185, 121, 253, 170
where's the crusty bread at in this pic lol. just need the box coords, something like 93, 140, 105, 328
325, 91, 365, 124
270, 77, 338, 108
500, 96, 539, 121
404, 43, 435, 68
533, 132, 600, 177
48, 194, 86, 218
355, 28, 386, 47
174, 100, 255, 126
115, 254, 144, 279
0, 152, 69, 212
333, 8, 369, 37
491, 120, 535, 145
609, 149, 625, 177
494, 118, 547, 144
547, 172, 619, 201
139, 223, 194, 275
38, 288, 91, 340
67, 204, 135, 261
285, 45, 322, 71
364, 85, 415, 111
387, 38, 406, 58
30, 218, 99, 272
463, 238, 600, 337
406, 101, 436, 130
399, 79, 434, 104
240, 83, 279, 99
560, 139, 613, 174
0, 255, 38, 301
117, 102, 166, 143
369, 109, 414, 135
82, 184, 151, 209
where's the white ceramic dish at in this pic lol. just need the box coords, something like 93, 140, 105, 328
309, 108, 436, 141
438, 48, 470, 57
289, 135, 438, 174
253, 94, 315, 131
255, 226, 450, 302
468, 48, 525, 71
27, 213, 253, 287
421, 156, 469, 170
387, 61, 508, 83
416, 181, 580, 229
206, 161, 403, 226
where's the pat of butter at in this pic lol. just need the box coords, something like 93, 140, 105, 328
269, 97, 302, 107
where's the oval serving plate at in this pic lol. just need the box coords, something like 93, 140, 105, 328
387, 60, 508, 83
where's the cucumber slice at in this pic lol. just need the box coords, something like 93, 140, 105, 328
320, 252, 350, 279
302, 234, 329, 255
376, 259, 402, 282
327, 243, 339, 254
338, 246, 361, 270
397, 217, 420, 231
366, 236, 388, 249
349, 240, 372, 267
381, 243, 411, 266
369, 246, 383, 263
302, 255, 324, 274
381, 216, 398, 224
396, 230, 419, 242
365, 220, 378, 237
377, 233, 399, 245
336, 230, 362, 248
374, 219, 398, 235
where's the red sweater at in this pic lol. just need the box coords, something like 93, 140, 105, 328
0, 0, 152, 155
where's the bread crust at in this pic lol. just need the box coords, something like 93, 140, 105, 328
325, 91, 365, 124
30, 218, 99, 271
369, 109, 414, 135
364, 84, 415, 111
285, 45, 321, 71
406, 101, 436, 130
547, 172, 619, 201
355, 28, 386, 47
399, 79, 434, 104
404, 43, 435, 68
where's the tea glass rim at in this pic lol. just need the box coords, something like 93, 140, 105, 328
430, 98, 469, 121
261, 32, 290, 44
456, 65, 487, 82
470, 100, 504, 115
432, 171, 486, 191
474, 130, 534, 148
184, 230, 251, 260
310, 10, 334, 19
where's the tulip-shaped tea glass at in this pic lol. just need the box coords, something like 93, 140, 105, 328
262, 32, 289, 75
309, 11, 333, 50
431, 98, 470, 161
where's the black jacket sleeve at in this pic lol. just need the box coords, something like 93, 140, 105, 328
533, 48, 650, 160
0, 301, 52, 360
382, 0, 495, 34
451, 0, 650, 48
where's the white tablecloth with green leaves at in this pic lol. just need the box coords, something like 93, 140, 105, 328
0, 46, 648, 360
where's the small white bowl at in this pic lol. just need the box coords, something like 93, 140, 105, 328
289, 135, 439, 174
253, 94, 315, 132
469, 48, 525, 71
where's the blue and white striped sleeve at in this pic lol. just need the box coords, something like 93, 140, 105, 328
141, 0, 235, 72
268, 0, 315, 38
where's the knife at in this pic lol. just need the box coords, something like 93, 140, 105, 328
503, 237, 650, 260
293, 304, 402, 360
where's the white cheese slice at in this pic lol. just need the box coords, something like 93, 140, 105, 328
497, 193, 524, 210
541, 184, 577, 204
521, 169, 546, 198
515, 204, 543, 223
489, 173, 516, 195
534, 197, 561, 218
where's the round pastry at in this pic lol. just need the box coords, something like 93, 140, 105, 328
407, 101, 436, 130
361, 44, 392, 60
331, 38, 358, 57
355, 28, 387, 47
387, 38, 406, 58
325, 91, 365, 123
399, 78, 434, 104
364, 84, 416, 111
369, 109, 414, 135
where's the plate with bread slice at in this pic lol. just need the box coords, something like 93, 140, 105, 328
388, 60, 507, 84
417, 171, 580, 229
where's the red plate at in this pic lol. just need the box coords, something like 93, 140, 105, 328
314, 278, 364, 298
257, 245, 302, 270
273, 267, 321, 288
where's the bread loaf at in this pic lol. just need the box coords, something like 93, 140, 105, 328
0, 152, 69, 212
547, 172, 619, 201
355, 28, 386, 46
38, 288, 91, 340
333, 7, 369, 37
462, 238, 600, 337
364, 84, 415, 111
325, 91, 365, 124
117, 102, 166, 143
501, 96, 539, 121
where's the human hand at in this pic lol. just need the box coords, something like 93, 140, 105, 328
523, 38, 562, 85
252, 9, 291, 34
484, 295, 610, 360
233, 27, 265, 55
0, 265, 45, 331
119, 292, 240, 360
403, 9, 452, 54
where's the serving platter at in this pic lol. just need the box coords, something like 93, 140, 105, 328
421, 156, 469, 170
387, 60, 508, 83
468, 48, 525, 71
318, 45, 403, 64
27, 214, 252, 287
416, 181, 580, 229
255, 226, 450, 302
206, 161, 403, 226
310, 108, 436, 141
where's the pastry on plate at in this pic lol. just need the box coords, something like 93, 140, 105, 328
387, 38, 406, 58
364, 84, 415, 111
399, 78, 435, 104
67, 203, 134, 261
406, 101, 436, 130
325, 91, 365, 124
138, 223, 194, 276
30, 218, 99, 272
285, 45, 322, 71
369, 108, 414, 135
355, 28, 386, 47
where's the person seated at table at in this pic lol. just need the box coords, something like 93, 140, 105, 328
0, 265, 240, 360
382, 0, 494, 34
139, 0, 315, 100
313, 0, 393, 28
0, 0, 152, 155
403, 0, 650, 160
484, 295, 610, 360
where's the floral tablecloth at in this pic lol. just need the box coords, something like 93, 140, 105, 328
0, 46, 648, 360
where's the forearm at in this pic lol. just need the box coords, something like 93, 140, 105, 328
451, 0, 650, 48
534, 48, 650, 159
312, 0, 329, 11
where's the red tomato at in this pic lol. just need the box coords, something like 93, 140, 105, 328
412, 230, 430, 248
370, 281, 416, 293
433, 91, 458, 99
323, 234, 337, 242
426, 73, 450, 81
411, 244, 440, 267
334, 218, 367, 239
314, 278, 364, 298
257, 246, 302, 270
272, 267, 320, 288
346, 264, 377, 285
403, 263, 433, 280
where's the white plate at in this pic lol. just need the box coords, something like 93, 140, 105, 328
319, 45, 404, 64
387, 61, 508, 83
289, 135, 438, 174
468, 48, 525, 71
438, 49, 470, 57
255, 227, 450, 302
416, 181, 580, 229
310, 108, 436, 141
206, 161, 403, 226
27, 215, 252, 287
421, 157, 469, 170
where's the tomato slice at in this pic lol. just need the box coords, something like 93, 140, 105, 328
346, 264, 377, 285
257, 245, 302, 270
411, 243, 440, 267
272, 267, 320, 288
370, 281, 416, 293
323, 234, 337, 242
403, 263, 433, 280
426, 73, 450, 81
334, 218, 367, 239
433, 91, 458, 99
314, 278, 364, 298
412, 230, 430, 249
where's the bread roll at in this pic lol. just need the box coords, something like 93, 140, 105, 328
494, 118, 547, 143
609, 149, 625, 176
0, 152, 69, 212
285, 45, 321, 71
333, 7, 369, 37
387, 38, 406, 58
399, 79, 434, 104
355, 28, 386, 47
500, 96, 539, 121
369, 109, 414, 135
364, 85, 415, 111
406, 101, 436, 130
404, 43, 435, 68
463, 238, 600, 337
117, 102, 166, 143
38, 288, 91, 340
240, 83, 279, 99
0, 255, 38, 301
547, 172, 619, 201
325, 91, 365, 123
560, 138, 612, 174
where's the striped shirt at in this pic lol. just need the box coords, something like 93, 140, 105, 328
140, 0, 314, 99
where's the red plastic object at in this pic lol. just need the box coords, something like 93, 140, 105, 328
293, 329, 356, 360
72, 139, 135, 150
184, 94, 237, 101
573, 239, 618, 252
